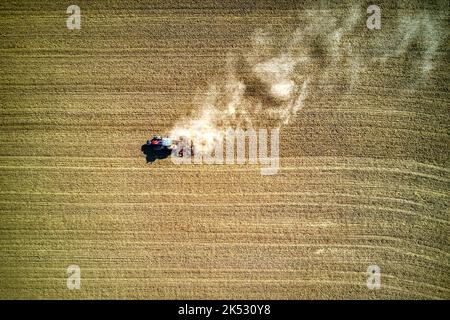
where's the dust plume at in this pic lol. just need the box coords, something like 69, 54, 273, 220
168, 3, 446, 155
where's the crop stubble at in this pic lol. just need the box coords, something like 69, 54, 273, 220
0, 0, 448, 299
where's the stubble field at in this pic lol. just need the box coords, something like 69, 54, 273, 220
0, 0, 449, 299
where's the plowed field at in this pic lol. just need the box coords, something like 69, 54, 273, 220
0, 0, 448, 299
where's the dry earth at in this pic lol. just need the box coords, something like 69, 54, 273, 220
0, 0, 449, 299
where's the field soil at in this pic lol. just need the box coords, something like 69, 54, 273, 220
0, 0, 448, 299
